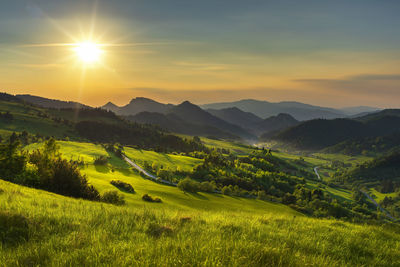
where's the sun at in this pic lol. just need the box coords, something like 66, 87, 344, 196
73, 42, 103, 64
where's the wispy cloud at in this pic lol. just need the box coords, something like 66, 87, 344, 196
294, 73, 400, 84
174, 61, 234, 71
293, 73, 400, 99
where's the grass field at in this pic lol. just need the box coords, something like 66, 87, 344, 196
0, 101, 75, 138
2, 139, 400, 265
370, 188, 398, 203
200, 137, 255, 155
1, 179, 400, 266
313, 153, 372, 165
124, 147, 203, 172
25, 140, 355, 206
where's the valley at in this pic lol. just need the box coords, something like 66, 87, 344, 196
0, 93, 399, 266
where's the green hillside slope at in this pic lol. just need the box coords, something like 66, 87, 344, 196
1, 179, 399, 266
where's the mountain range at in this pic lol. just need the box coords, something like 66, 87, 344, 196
12, 94, 389, 144
201, 99, 380, 120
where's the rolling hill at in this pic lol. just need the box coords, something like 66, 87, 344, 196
269, 109, 400, 150
16, 94, 91, 109
256, 113, 299, 137
127, 111, 238, 139
207, 107, 263, 130
168, 101, 255, 140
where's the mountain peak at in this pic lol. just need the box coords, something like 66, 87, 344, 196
103, 101, 118, 107
177, 100, 198, 108
129, 97, 157, 104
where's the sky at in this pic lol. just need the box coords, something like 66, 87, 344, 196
0, 0, 399, 108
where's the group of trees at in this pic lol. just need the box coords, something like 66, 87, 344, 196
0, 137, 100, 200
334, 151, 400, 188
0, 111, 13, 121
75, 121, 206, 153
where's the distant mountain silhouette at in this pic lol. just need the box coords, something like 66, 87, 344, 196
102, 102, 120, 114
102, 97, 172, 116
340, 106, 380, 116
207, 107, 263, 130
202, 99, 346, 121
16, 94, 91, 109
355, 109, 400, 122
256, 113, 299, 137
128, 111, 238, 139
168, 101, 255, 140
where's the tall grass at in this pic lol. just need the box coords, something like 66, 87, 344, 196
1, 179, 399, 266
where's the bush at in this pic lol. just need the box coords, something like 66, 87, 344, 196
177, 177, 200, 193
200, 181, 216, 192
221, 186, 233, 196
142, 194, 162, 203
101, 190, 125, 205
94, 155, 108, 166
110, 180, 135, 193
27, 139, 100, 201
257, 190, 267, 200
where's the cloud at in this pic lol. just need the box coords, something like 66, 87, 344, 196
294, 73, 400, 84
173, 61, 234, 71
288, 73, 400, 108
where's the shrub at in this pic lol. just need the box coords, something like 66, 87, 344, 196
221, 186, 233, 196
142, 194, 162, 203
200, 181, 216, 192
257, 190, 267, 200
100, 190, 125, 205
94, 155, 108, 166
110, 180, 135, 193
27, 139, 100, 201
177, 177, 200, 193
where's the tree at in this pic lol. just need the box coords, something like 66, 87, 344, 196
221, 185, 232, 196
177, 177, 200, 193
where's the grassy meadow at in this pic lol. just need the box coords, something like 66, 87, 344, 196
2, 138, 398, 266
1, 179, 400, 266
0, 101, 74, 139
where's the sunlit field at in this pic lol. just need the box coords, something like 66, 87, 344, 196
1, 179, 400, 266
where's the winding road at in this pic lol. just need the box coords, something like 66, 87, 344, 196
123, 155, 176, 186
361, 190, 395, 221
314, 167, 321, 180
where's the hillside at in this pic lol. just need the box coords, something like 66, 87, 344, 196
270, 119, 368, 150
16, 94, 91, 109
270, 110, 400, 150
207, 107, 263, 130
127, 112, 237, 139
168, 101, 255, 140
324, 133, 400, 156
0, 95, 205, 153
202, 99, 346, 120
355, 109, 400, 122
337, 151, 400, 185
1, 140, 400, 266
257, 113, 299, 137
